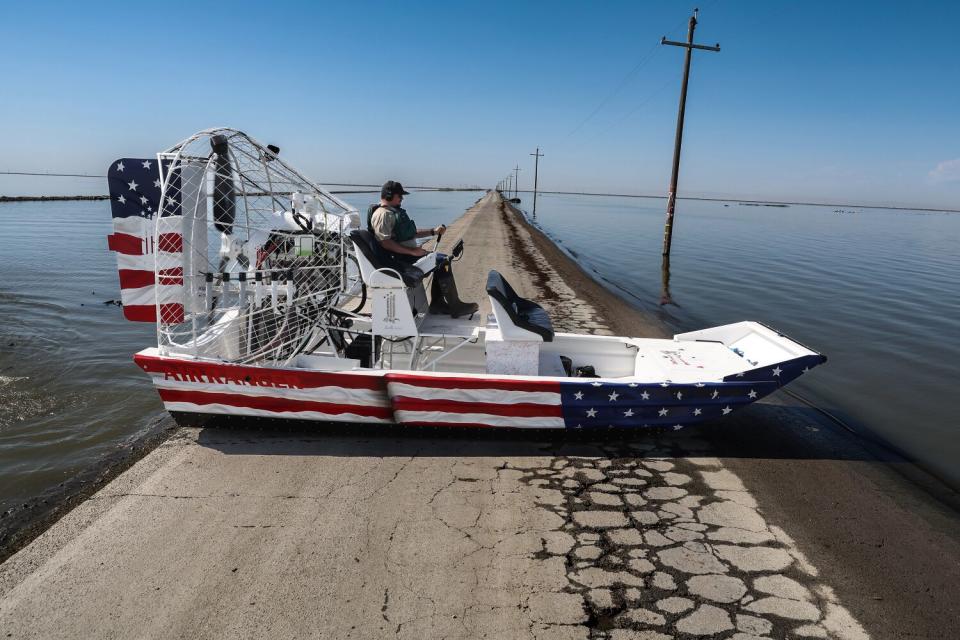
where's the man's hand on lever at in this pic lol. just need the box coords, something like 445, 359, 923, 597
432, 225, 446, 251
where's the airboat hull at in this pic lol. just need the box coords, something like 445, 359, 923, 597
134, 323, 825, 429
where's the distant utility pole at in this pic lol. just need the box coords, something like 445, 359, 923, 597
530, 147, 543, 218
506, 174, 513, 197
513, 164, 521, 199
660, 8, 720, 258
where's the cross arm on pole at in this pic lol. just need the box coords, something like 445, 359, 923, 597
661, 38, 720, 52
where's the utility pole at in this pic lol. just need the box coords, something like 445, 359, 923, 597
513, 164, 521, 199
660, 8, 720, 258
506, 174, 512, 198
530, 147, 543, 218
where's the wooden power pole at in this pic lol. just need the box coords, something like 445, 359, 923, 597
530, 147, 543, 218
513, 164, 521, 199
660, 8, 720, 257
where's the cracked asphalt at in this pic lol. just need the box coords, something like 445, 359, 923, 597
1, 192, 958, 638
0, 428, 862, 639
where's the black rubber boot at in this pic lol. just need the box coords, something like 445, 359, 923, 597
429, 273, 451, 315
429, 259, 479, 318
438, 270, 479, 319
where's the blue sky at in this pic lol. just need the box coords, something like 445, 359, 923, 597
1, 0, 958, 208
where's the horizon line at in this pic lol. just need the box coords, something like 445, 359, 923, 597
1, 172, 956, 213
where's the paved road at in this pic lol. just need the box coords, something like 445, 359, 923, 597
1, 192, 958, 639
0, 425, 872, 639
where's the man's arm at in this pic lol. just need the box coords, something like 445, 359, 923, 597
380, 238, 428, 257
414, 224, 446, 239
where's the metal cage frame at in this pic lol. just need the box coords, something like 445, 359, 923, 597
152, 128, 364, 365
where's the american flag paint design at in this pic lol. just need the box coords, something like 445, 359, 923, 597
724, 353, 826, 384
135, 351, 824, 427
107, 158, 185, 323
135, 353, 392, 423
386, 373, 786, 429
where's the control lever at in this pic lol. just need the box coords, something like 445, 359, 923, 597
292, 209, 313, 232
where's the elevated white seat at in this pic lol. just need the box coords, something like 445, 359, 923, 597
485, 271, 554, 375
350, 230, 428, 337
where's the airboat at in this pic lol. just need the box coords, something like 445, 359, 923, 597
106, 128, 825, 429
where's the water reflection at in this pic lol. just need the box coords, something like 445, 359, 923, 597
660, 254, 675, 306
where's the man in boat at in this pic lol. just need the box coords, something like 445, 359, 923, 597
368, 180, 479, 318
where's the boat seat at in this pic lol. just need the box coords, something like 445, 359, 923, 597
486, 270, 554, 342
349, 229, 425, 287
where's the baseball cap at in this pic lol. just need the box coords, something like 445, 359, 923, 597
381, 180, 411, 199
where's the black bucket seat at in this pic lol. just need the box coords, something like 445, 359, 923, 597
485, 270, 554, 342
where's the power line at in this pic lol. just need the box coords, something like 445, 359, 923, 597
0, 172, 484, 193
0, 171, 107, 179
595, 76, 674, 137
565, 41, 662, 139
564, 11, 696, 140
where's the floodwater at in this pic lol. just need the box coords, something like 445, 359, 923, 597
523, 193, 960, 487
0, 190, 480, 516
1, 189, 958, 516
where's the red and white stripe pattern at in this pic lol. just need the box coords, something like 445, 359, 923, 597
107, 158, 185, 324
135, 351, 392, 423
386, 373, 565, 428
134, 353, 799, 429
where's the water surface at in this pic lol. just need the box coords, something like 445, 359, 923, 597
524, 193, 960, 486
